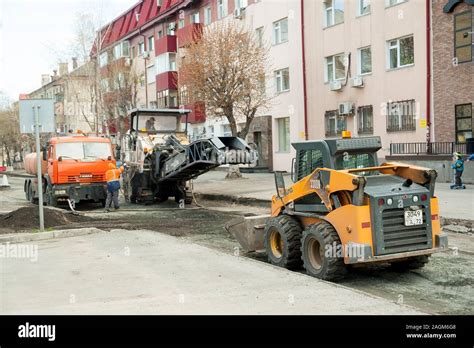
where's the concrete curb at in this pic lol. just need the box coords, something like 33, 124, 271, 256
0, 227, 104, 244
4, 172, 32, 179
195, 193, 271, 206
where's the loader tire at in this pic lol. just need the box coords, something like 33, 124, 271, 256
301, 221, 346, 281
390, 255, 430, 271
264, 215, 303, 270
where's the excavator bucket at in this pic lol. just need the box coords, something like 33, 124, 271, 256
225, 214, 270, 252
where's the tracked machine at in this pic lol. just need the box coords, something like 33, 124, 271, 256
228, 132, 448, 280
120, 108, 257, 205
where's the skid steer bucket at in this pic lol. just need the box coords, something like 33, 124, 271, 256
225, 214, 270, 252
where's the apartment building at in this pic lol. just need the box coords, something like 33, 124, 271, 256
95, 0, 306, 171
27, 60, 95, 133
303, 0, 429, 157
432, 0, 473, 143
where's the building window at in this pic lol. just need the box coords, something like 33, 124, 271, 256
455, 104, 472, 143
358, 105, 373, 134
386, 0, 406, 7
157, 90, 178, 108
168, 23, 176, 35
204, 6, 212, 25
386, 99, 416, 132
148, 36, 155, 51
113, 41, 130, 60
358, 46, 372, 75
217, 0, 228, 19
324, 0, 344, 27
388, 35, 414, 69
275, 68, 290, 93
273, 18, 288, 45
99, 52, 108, 67
138, 42, 145, 55
222, 124, 232, 136
178, 19, 185, 28
325, 53, 345, 82
256, 27, 264, 47
190, 12, 200, 24
454, 10, 473, 63
156, 52, 177, 74
277, 117, 290, 152
325, 110, 347, 136
158, 30, 163, 39
358, 0, 370, 16
131, 46, 137, 59
146, 65, 155, 84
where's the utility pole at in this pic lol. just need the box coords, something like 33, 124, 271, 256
33, 105, 45, 231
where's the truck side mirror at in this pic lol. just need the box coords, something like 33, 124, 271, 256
291, 157, 296, 182
42, 148, 47, 161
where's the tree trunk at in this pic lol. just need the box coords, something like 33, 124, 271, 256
238, 108, 257, 140
224, 106, 243, 179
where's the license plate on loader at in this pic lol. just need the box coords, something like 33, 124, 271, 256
404, 208, 423, 226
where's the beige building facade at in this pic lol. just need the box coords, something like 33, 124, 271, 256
303, 0, 429, 157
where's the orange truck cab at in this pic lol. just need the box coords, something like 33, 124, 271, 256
24, 135, 115, 207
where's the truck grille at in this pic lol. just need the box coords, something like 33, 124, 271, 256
380, 207, 430, 254
67, 174, 105, 183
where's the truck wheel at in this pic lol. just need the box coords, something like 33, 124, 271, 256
390, 255, 430, 271
301, 221, 346, 281
25, 181, 31, 201
46, 186, 57, 207
264, 215, 303, 270
28, 184, 37, 204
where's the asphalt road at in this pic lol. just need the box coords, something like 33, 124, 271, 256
0, 229, 422, 315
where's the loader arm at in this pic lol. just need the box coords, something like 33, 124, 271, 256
271, 168, 360, 216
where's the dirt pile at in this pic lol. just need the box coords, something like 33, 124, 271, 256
0, 206, 89, 231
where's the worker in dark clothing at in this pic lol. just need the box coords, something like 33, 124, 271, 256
105, 163, 125, 211
450, 152, 465, 189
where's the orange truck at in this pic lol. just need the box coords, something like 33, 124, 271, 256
24, 135, 115, 207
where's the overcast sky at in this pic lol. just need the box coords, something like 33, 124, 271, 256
0, 0, 137, 102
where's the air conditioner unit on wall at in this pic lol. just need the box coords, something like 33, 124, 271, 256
351, 76, 364, 88
234, 7, 244, 19
330, 80, 342, 91
338, 102, 355, 116
142, 51, 150, 59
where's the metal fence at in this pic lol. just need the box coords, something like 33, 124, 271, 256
390, 142, 467, 156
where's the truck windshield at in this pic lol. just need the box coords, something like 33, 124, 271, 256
334, 153, 378, 175
137, 115, 178, 132
56, 142, 111, 160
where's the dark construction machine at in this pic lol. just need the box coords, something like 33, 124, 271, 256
228, 132, 448, 281
120, 109, 257, 204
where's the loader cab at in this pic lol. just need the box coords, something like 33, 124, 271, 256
129, 108, 191, 135
291, 136, 382, 182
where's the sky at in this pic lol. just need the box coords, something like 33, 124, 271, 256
0, 0, 137, 104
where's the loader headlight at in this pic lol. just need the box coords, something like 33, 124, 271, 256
386, 198, 393, 206
412, 195, 419, 203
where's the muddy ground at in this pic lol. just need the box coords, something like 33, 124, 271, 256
1, 199, 473, 315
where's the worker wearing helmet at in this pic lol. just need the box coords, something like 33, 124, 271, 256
105, 162, 125, 211
451, 152, 465, 189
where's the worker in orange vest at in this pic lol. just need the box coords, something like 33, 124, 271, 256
105, 162, 125, 211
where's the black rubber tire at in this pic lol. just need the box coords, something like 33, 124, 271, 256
390, 255, 430, 271
263, 215, 303, 270
301, 221, 346, 281
28, 184, 38, 204
46, 185, 57, 207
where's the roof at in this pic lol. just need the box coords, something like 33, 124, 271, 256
50, 136, 111, 144
93, 0, 186, 54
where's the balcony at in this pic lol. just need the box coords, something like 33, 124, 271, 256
156, 71, 178, 92
155, 35, 177, 56
177, 23, 203, 48
183, 102, 206, 124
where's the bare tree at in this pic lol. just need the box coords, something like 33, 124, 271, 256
179, 21, 270, 140
0, 105, 20, 166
